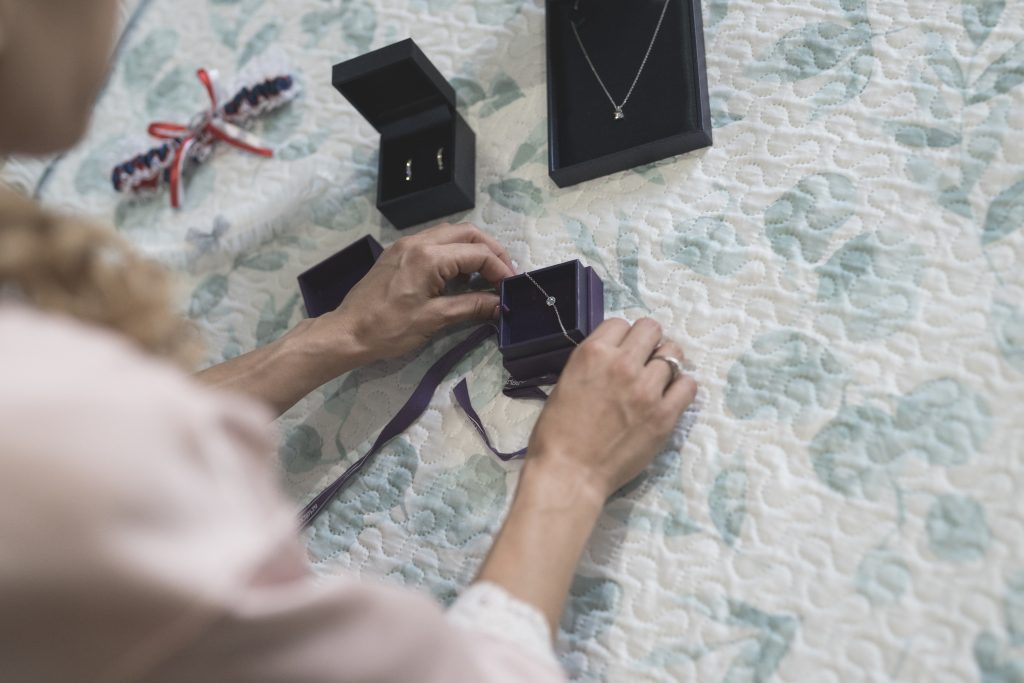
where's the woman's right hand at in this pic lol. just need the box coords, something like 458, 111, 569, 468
476, 318, 697, 634
526, 318, 698, 502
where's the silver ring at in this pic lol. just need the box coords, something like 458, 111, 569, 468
649, 355, 684, 382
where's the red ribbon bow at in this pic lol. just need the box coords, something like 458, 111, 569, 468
146, 68, 274, 209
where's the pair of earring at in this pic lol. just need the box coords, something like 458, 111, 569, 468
404, 147, 446, 182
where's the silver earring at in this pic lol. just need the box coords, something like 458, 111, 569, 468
436, 147, 444, 171
405, 159, 412, 182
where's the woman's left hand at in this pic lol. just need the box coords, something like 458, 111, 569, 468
311, 223, 515, 370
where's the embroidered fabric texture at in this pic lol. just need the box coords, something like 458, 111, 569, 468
446, 581, 561, 673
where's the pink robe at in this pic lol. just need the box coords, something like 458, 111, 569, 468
0, 304, 565, 682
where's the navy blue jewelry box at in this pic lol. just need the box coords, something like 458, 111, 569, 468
298, 236, 604, 379
297, 235, 383, 317
332, 39, 476, 229
545, 0, 712, 187
499, 260, 604, 380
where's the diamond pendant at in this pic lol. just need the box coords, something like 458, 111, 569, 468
545, 296, 556, 306
613, 107, 624, 120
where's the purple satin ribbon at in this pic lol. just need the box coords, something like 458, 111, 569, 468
299, 324, 556, 529
452, 379, 547, 461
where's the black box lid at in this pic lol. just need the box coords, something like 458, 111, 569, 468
332, 39, 457, 134
297, 235, 383, 318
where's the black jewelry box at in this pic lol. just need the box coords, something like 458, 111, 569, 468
545, 0, 712, 187
332, 39, 476, 229
297, 235, 383, 317
499, 261, 604, 380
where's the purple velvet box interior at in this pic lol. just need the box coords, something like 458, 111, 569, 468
500, 261, 586, 359
499, 261, 604, 380
297, 235, 383, 318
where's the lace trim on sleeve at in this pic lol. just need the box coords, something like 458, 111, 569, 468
446, 581, 561, 673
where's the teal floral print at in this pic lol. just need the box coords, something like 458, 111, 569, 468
726, 330, 845, 422
764, 173, 857, 265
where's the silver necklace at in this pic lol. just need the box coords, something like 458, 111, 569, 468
524, 272, 579, 347
569, 0, 672, 120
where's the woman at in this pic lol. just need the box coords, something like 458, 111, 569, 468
0, 1, 697, 681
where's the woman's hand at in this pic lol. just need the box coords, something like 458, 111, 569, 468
526, 318, 697, 501
197, 222, 513, 416
312, 222, 515, 370
477, 318, 697, 635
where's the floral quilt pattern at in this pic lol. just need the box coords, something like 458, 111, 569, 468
4, 0, 1023, 680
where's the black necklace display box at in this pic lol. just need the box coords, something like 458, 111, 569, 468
298, 235, 383, 317
332, 39, 476, 230
545, 0, 712, 187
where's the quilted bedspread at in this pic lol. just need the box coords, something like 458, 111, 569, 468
5, 0, 1024, 680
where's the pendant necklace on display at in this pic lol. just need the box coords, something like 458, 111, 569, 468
570, 0, 672, 120
524, 271, 579, 347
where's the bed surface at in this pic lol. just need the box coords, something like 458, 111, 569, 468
5, 0, 1023, 680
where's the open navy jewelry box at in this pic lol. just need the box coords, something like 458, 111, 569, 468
332, 39, 476, 229
545, 0, 712, 187
500, 261, 604, 380
298, 234, 604, 380
297, 235, 383, 317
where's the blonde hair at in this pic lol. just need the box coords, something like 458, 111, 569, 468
0, 188, 199, 366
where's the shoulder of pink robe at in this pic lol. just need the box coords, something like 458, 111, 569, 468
0, 305, 566, 683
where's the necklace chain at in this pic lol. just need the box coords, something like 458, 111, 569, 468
524, 272, 579, 347
569, 0, 672, 119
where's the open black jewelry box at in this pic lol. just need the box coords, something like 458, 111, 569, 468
545, 0, 712, 187
500, 261, 604, 381
332, 39, 476, 229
